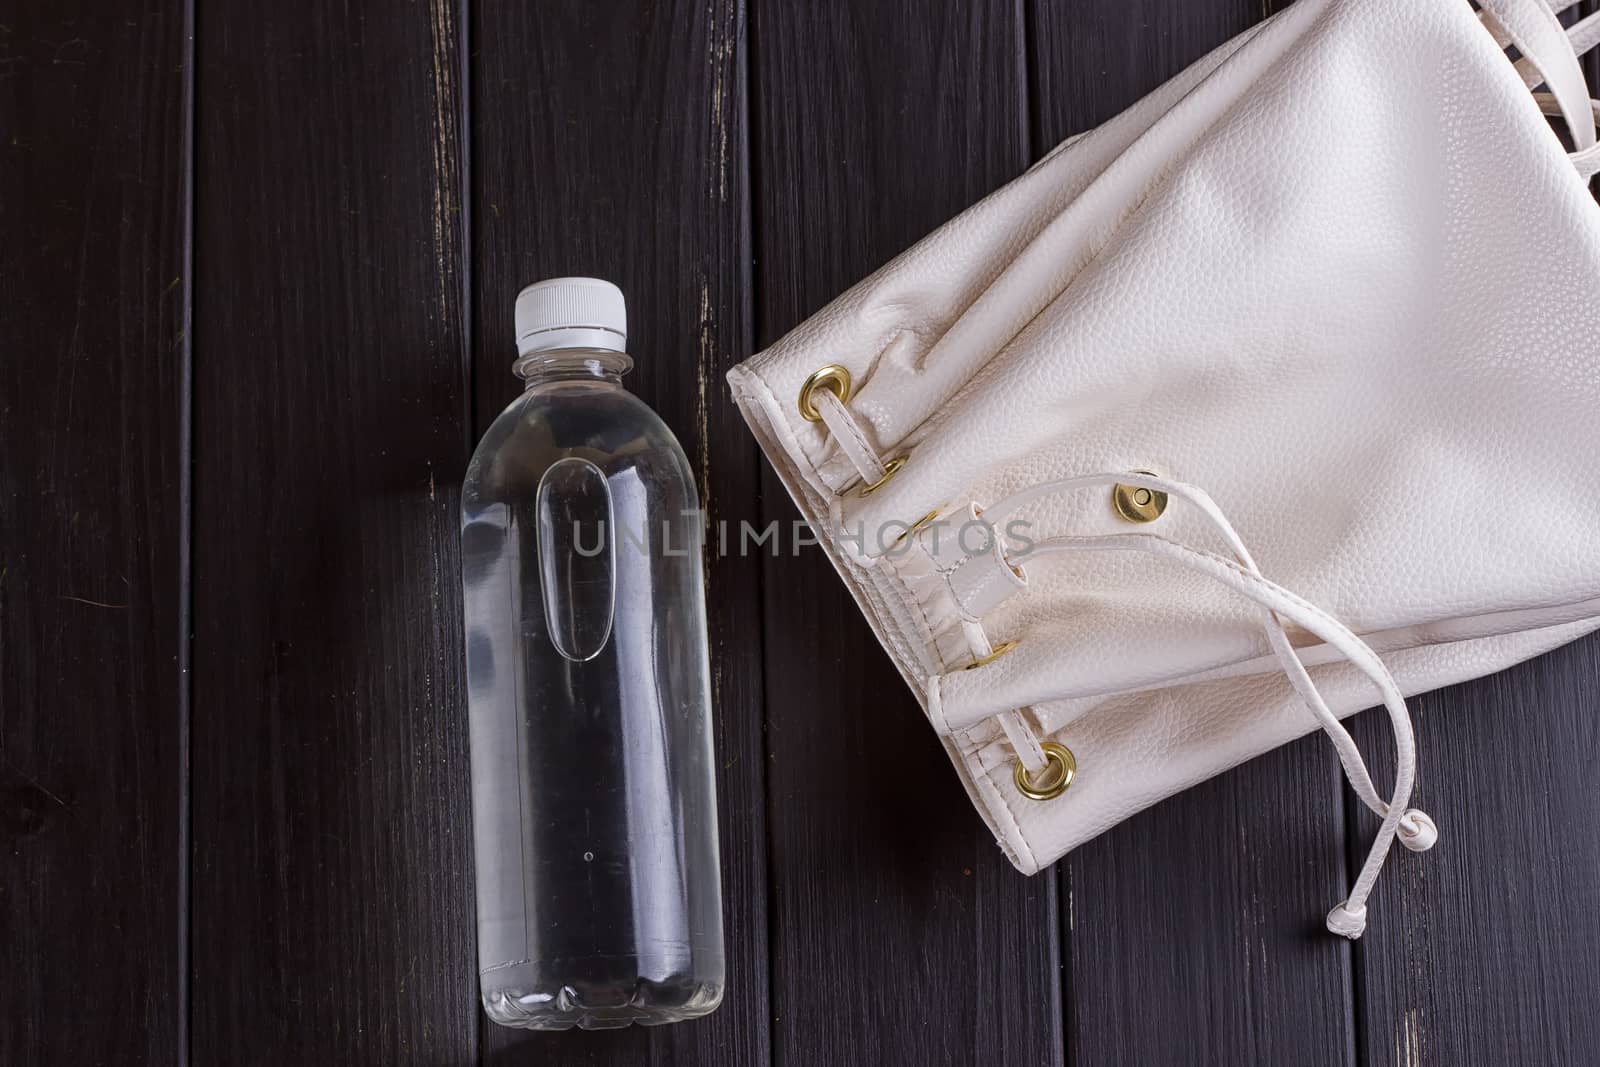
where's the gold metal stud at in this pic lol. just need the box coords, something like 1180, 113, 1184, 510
857, 455, 906, 496
964, 639, 1018, 670
798, 364, 852, 422
1112, 470, 1167, 523
1014, 741, 1076, 800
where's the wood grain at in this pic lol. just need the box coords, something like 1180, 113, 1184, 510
0, 1, 190, 1063
189, 0, 476, 1061
5, 0, 1599, 1063
751, 3, 1064, 1065
1027, 3, 1356, 1064
1350, 637, 1600, 1066
469, 1, 767, 1063
1029, 0, 1290, 143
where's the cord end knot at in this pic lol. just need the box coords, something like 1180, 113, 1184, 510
1398, 808, 1439, 852
1326, 901, 1368, 939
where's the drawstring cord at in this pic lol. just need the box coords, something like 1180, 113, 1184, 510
802, 390, 1436, 935
982, 472, 1437, 938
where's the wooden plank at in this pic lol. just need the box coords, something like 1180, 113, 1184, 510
469, 0, 767, 1062
751, 3, 1064, 1065
189, 0, 476, 1061
1025, 3, 1357, 1063
0, 1, 190, 1063
1351, 637, 1600, 1065
1030, 0, 1295, 142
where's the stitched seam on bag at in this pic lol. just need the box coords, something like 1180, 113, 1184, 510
903, 568, 957, 650
940, 730, 1031, 871
896, 536, 1005, 658
802, 331, 913, 493
917, 535, 962, 577
736, 365, 938, 685
845, 514, 943, 678
862, 559, 937, 679
818, 390, 884, 480
847, 543, 931, 682
955, 563, 1010, 619
1047, 592, 1600, 714
999, 603, 1600, 740
917, 530, 983, 579
885, 555, 953, 672
912, 524, 1017, 621
859, 515, 939, 649
908, 533, 979, 633
1041, 532, 1407, 698
980, 747, 1041, 871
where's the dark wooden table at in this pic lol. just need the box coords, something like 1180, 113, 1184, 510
5, 1, 1599, 1063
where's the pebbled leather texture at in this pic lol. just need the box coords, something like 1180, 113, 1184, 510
728, 0, 1600, 875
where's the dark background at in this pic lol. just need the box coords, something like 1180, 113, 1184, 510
4, 0, 1599, 1064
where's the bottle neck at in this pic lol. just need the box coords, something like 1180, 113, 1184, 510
515, 347, 634, 388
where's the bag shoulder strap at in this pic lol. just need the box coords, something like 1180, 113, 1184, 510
1479, 0, 1597, 150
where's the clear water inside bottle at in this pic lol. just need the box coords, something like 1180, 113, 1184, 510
460, 350, 724, 1029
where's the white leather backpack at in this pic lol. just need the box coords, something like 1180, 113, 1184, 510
728, 0, 1600, 938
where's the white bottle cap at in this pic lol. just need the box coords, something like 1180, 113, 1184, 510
514, 277, 627, 357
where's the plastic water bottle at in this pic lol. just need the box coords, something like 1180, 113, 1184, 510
459, 278, 724, 1029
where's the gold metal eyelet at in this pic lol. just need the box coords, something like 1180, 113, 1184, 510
894, 509, 941, 544
1112, 470, 1167, 523
857, 455, 906, 496
1014, 741, 1076, 801
964, 639, 1018, 670
798, 364, 852, 422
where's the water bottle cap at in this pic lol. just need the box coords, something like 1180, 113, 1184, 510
514, 277, 627, 357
